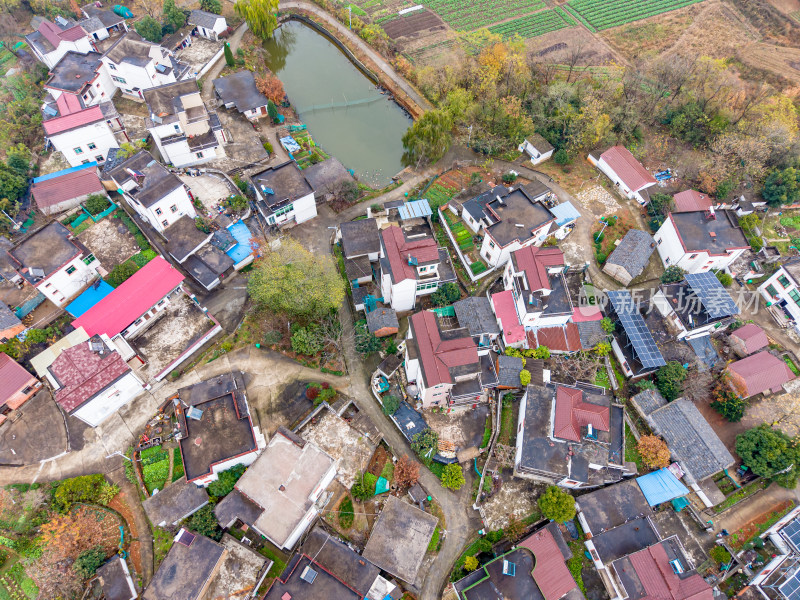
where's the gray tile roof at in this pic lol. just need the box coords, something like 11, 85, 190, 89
647, 397, 735, 483
0, 303, 22, 331
576, 320, 606, 349
344, 255, 372, 281
213, 70, 269, 112
453, 296, 500, 337
366, 307, 398, 333
605, 229, 655, 278
188, 9, 223, 29
497, 355, 523, 387
340, 218, 380, 258
630, 389, 667, 416
142, 478, 209, 526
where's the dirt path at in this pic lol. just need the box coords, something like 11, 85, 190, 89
278, 0, 432, 116
710, 483, 796, 534
107, 475, 155, 588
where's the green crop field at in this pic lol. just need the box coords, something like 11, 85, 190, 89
422, 0, 546, 30
489, 8, 575, 39
565, 0, 705, 31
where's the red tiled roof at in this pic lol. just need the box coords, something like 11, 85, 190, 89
628, 542, 713, 600
381, 226, 439, 283
0, 353, 36, 405
673, 190, 712, 213
39, 20, 87, 46
31, 169, 104, 210
491, 290, 524, 344
727, 351, 795, 397
73, 256, 184, 338
59, 25, 88, 42
51, 342, 131, 412
553, 385, 609, 442
600, 146, 657, 192
410, 311, 478, 387
43, 105, 105, 135
731, 323, 768, 355
518, 528, 578, 600
56, 93, 83, 115
528, 324, 582, 353
512, 245, 565, 291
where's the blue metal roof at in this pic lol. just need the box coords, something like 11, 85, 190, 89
398, 199, 432, 220
550, 201, 581, 226
65, 280, 114, 318
31, 162, 98, 184
636, 468, 690, 506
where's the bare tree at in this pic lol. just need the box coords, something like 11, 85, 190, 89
681, 368, 713, 403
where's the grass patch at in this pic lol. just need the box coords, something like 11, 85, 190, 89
380, 460, 394, 483
171, 448, 185, 482
784, 356, 800, 376
498, 398, 515, 446
153, 527, 173, 568
713, 480, 768, 514
567, 540, 587, 594
595, 368, 610, 389
257, 544, 287, 578
338, 496, 354, 529
451, 537, 493, 581
428, 461, 445, 480
427, 526, 441, 553
624, 423, 644, 472
730, 500, 796, 550
480, 416, 492, 449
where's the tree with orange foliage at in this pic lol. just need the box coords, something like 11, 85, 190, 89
256, 74, 285, 104
394, 455, 420, 489
636, 435, 671, 469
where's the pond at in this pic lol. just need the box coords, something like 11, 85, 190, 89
263, 20, 412, 188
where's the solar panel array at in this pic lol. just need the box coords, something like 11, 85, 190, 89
780, 567, 800, 600
783, 519, 800, 553
685, 272, 739, 319
606, 290, 666, 369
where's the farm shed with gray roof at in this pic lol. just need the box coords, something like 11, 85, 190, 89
603, 229, 656, 286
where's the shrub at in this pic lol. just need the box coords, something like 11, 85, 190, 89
85, 194, 111, 215
441, 463, 465, 490
106, 261, 139, 287
600, 317, 615, 333
338, 496, 354, 529
352, 472, 378, 500
655, 361, 687, 401
538, 485, 576, 522
636, 435, 671, 469
553, 148, 570, 164
660, 265, 686, 284
531, 346, 550, 360
710, 546, 732, 564
715, 271, 733, 287
187, 505, 223, 541
74, 546, 106, 579
382, 395, 400, 415
371, 203, 382, 212
502, 172, 517, 184
595, 342, 611, 356
53, 474, 107, 510
208, 464, 247, 500
519, 369, 531, 387
411, 429, 439, 460
291, 326, 323, 356
464, 555, 479, 571
595, 252, 607, 264
431, 282, 461, 306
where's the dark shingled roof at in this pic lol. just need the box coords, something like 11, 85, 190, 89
366, 307, 398, 334
252, 161, 313, 208
107, 151, 183, 208
213, 70, 269, 113
577, 478, 651, 533
630, 389, 668, 417
340, 218, 380, 258
576, 320, 606, 349
188, 9, 223, 28
344, 255, 372, 281
142, 478, 209, 526
82, 4, 125, 28
669, 210, 749, 254
214, 489, 263, 529
497, 354, 523, 388
143, 532, 225, 600
646, 397, 735, 482
303, 158, 355, 194
453, 296, 500, 337
46, 51, 102, 93
0, 303, 22, 332
164, 215, 210, 262
299, 528, 380, 597
605, 229, 655, 279
97, 557, 137, 600
7, 222, 84, 282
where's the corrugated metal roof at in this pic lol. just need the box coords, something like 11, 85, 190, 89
731, 323, 768, 355
398, 199, 432, 220
31, 168, 105, 210
550, 201, 581, 226
518, 527, 578, 600
636, 468, 689, 506
728, 351, 795, 397
65, 280, 115, 318
0, 353, 36, 404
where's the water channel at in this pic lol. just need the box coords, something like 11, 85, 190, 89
263, 20, 412, 188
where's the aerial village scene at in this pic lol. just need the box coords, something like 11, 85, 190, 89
4, 0, 800, 598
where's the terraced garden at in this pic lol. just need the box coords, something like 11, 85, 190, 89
488, 7, 575, 39
421, 0, 547, 30
565, 0, 706, 32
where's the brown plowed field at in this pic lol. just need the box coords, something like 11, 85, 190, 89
383, 10, 445, 40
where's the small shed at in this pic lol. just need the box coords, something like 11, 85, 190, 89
366, 307, 398, 338
729, 323, 769, 357
603, 229, 656, 286
635, 468, 690, 507
188, 9, 227, 40
518, 134, 554, 165
213, 70, 269, 120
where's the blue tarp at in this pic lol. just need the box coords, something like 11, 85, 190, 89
399, 199, 432, 220
280, 136, 301, 153
31, 162, 98, 184
375, 476, 390, 495
226, 220, 256, 264
636, 468, 690, 506
550, 201, 581, 227
66, 280, 114, 317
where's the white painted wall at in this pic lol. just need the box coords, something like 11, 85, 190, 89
596, 156, 655, 205
518, 140, 553, 165
759, 266, 800, 324
71, 370, 144, 426
101, 51, 178, 97
193, 447, 260, 486
480, 223, 551, 268
38, 254, 101, 306
262, 192, 317, 227
49, 121, 120, 167
126, 185, 195, 233
36, 37, 93, 69
282, 461, 336, 549
654, 217, 746, 273
195, 18, 227, 40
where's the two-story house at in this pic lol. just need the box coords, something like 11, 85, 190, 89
379, 224, 456, 312
4, 222, 101, 307
461, 181, 558, 268
25, 17, 93, 69
144, 79, 226, 167
42, 91, 127, 166
105, 150, 196, 233
759, 258, 800, 334
654, 209, 750, 274
100, 32, 190, 99
45, 51, 118, 107
404, 310, 497, 409
252, 161, 318, 227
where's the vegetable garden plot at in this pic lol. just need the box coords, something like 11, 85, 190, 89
488, 8, 575, 39
565, 0, 706, 31
422, 0, 546, 30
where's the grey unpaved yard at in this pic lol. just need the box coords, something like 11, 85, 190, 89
480, 477, 543, 530
78, 215, 140, 269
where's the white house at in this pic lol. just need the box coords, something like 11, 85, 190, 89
100, 31, 191, 99
5, 222, 101, 307
80, 3, 128, 42
106, 150, 196, 233
42, 93, 126, 166
188, 10, 228, 40
379, 225, 456, 312
592, 145, 657, 205
654, 210, 750, 274
215, 428, 337, 550
459, 182, 557, 268
759, 258, 800, 334
518, 134, 554, 166
143, 79, 226, 167
45, 51, 117, 107
25, 18, 93, 69
252, 161, 317, 227
49, 336, 144, 427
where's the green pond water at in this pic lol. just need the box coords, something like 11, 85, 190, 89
263, 20, 412, 187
